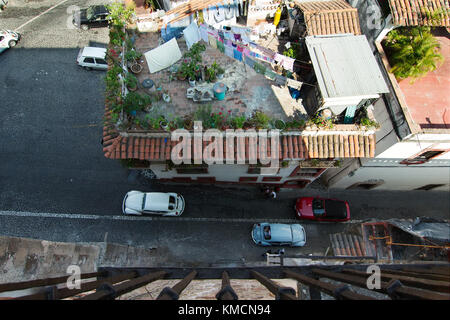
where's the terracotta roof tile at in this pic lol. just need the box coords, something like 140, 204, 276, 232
295, 0, 362, 35
388, 0, 449, 27
102, 107, 376, 162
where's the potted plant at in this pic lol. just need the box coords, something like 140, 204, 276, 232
159, 117, 169, 130
216, 66, 225, 79
183, 115, 194, 130
124, 73, 138, 91
206, 67, 216, 83
274, 119, 286, 130
188, 69, 196, 86
162, 90, 171, 102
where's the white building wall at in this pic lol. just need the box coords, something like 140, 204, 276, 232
149, 162, 315, 184
328, 133, 450, 190
330, 165, 450, 191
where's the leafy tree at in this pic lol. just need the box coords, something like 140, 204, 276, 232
384, 27, 444, 82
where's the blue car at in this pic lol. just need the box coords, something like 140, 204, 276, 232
251, 223, 306, 247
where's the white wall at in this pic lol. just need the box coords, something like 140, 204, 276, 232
149, 162, 317, 184
329, 165, 450, 191
328, 133, 450, 190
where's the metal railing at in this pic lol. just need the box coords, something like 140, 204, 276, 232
1, 264, 449, 300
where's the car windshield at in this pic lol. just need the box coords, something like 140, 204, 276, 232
86, 7, 95, 20
168, 195, 176, 210
142, 194, 146, 211
312, 199, 326, 217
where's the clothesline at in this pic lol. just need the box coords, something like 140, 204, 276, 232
194, 23, 313, 89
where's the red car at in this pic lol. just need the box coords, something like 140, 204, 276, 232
295, 197, 350, 222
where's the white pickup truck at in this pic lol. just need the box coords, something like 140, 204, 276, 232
0, 30, 20, 53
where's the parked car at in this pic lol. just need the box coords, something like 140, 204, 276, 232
76, 47, 108, 70
251, 223, 306, 247
122, 191, 185, 216
295, 197, 350, 222
0, 30, 20, 53
72, 5, 110, 30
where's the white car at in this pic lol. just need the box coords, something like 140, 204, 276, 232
0, 30, 20, 53
76, 46, 108, 70
122, 191, 185, 216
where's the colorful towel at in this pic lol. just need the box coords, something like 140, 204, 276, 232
233, 49, 243, 61
225, 45, 234, 58
217, 40, 225, 53
244, 55, 255, 68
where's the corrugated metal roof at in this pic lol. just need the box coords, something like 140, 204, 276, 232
305, 35, 389, 99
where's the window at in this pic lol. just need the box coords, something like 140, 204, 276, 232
248, 164, 279, 174
142, 194, 146, 211
175, 164, 208, 174
168, 196, 176, 210
263, 226, 271, 240
401, 149, 447, 165
239, 177, 258, 182
95, 58, 107, 65
262, 177, 282, 182
416, 184, 446, 191
0, 36, 4, 42
347, 181, 384, 190
83, 57, 95, 63
289, 166, 325, 178
312, 199, 325, 217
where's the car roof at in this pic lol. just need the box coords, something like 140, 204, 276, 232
91, 5, 108, 14
81, 47, 106, 59
144, 193, 173, 211
265, 224, 293, 242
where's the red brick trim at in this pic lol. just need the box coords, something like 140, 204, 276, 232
196, 177, 216, 183
172, 177, 193, 183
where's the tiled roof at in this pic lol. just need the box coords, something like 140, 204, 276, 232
388, 0, 450, 27
103, 113, 376, 161
294, 0, 362, 36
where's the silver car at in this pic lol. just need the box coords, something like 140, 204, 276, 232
251, 222, 306, 247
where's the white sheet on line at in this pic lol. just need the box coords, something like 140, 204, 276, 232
144, 37, 182, 73
183, 20, 201, 49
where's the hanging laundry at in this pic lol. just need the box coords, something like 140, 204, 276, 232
243, 48, 251, 57
226, 39, 233, 47
208, 35, 217, 49
244, 55, 255, 68
233, 48, 243, 61
217, 40, 225, 53
253, 62, 266, 74
183, 21, 201, 49
234, 33, 242, 41
224, 31, 233, 40
264, 69, 277, 80
199, 25, 209, 42
237, 45, 244, 53
274, 53, 295, 72
225, 45, 234, 58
